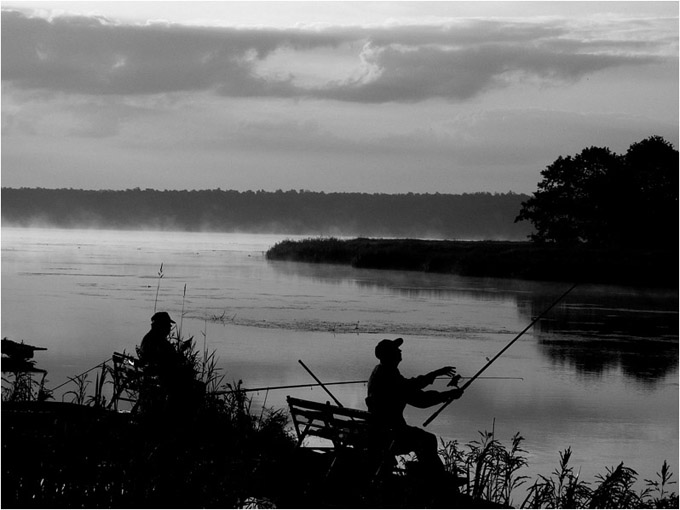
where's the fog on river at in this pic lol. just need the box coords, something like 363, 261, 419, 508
2, 227, 678, 500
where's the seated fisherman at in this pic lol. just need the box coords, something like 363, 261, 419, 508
138, 311, 178, 374
137, 311, 195, 412
366, 337, 463, 476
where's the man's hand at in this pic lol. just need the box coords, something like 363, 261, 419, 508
434, 366, 463, 387
443, 388, 464, 402
435, 366, 457, 378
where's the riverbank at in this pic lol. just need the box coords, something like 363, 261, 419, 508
266, 238, 678, 287
3, 398, 677, 508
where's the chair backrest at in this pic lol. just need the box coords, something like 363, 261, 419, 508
110, 352, 143, 409
287, 396, 371, 450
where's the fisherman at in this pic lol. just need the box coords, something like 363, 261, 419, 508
366, 337, 463, 478
137, 311, 195, 413
138, 311, 178, 372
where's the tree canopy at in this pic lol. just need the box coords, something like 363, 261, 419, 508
516, 136, 678, 247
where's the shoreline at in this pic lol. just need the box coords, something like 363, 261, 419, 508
266, 238, 678, 288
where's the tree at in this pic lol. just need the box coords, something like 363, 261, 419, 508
622, 136, 679, 246
516, 136, 678, 247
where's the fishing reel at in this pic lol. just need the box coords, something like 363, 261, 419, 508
447, 373, 462, 388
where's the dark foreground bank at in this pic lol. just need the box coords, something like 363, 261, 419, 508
266, 238, 678, 287
3, 334, 678, 509
4, 400, 678, 508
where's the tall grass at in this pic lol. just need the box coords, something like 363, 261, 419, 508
2, 334, 298, 508
440, 429, 529, 507
2, 370, 50, 402
440, 432, 678, 509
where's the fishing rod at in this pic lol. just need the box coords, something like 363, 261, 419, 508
49, 357, 113, 393
423, 283, 578, 428
298, 359, 345, 408
214, 379, 368, 395
215, 376, 523, 394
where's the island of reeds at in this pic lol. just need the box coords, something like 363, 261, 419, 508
265, 237, 678, 288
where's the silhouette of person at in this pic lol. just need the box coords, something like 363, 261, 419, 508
138, 311, 177, 372
366, 337, 463, 476
137, 311, 190, 413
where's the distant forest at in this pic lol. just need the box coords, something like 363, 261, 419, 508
1, 188, 532, 240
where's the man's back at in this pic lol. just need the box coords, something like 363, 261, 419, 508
366, 363, 409, 427
139, 329, 177, 373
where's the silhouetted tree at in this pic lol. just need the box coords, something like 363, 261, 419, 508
516, 136, 678, 247
622, 136, 679, 246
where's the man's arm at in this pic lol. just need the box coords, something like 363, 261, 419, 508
407, 387, 464, 409
406, 366, 458, 390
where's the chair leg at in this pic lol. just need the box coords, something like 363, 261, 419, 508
325, 454, 339, 481
372, 439, 397, 485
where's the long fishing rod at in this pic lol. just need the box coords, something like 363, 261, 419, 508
49, 357, 113, 393
423, 283, 577, 428
214, 379, 368, 395
214, 376, 523, 394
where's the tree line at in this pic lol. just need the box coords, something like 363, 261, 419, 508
516, 136, 678, 248
1, 188, 532, 240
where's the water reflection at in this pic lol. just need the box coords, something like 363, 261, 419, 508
515, 286, 678, 383
269, 261, 679, 384
268, 259, 538, 302
537, 336, 678, 383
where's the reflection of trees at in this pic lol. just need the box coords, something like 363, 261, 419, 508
270, 260, 679, 384
537, 336, 678, 383
517, 289, 679, 384
269, 259, 536, 302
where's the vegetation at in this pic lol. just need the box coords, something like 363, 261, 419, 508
4, 358, 678, 509
0, 188, 531, 240
516, 136, 678, 248
3, 323, 677, 508
266, 237, 677, 287
2, 337, 298, 508
440, 434, 678, 509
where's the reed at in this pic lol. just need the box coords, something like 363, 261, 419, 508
2, 371, 49, 402
439, 432, 678, 509
439, 429, 529, 507
266, 237, 677, 287
153, 262, 164, 313
4, 365, 678, 508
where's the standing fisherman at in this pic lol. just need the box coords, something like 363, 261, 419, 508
365, 338, 463, 478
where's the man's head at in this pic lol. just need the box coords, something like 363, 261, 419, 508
151, 311, 175, 333
375, 337, 403, 366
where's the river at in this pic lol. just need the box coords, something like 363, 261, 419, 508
2, 227, 677, 503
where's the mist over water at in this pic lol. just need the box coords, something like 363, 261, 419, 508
2, 227, 677, 502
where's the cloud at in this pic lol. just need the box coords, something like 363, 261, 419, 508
2, 9, 674, 103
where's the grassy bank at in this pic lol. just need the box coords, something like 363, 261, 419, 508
3, 344, 678, 508
3, 399, 677, 508
266, 238, 678, 287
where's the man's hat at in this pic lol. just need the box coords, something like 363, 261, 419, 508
375, 337, 403, 360
151, 311, 175, 324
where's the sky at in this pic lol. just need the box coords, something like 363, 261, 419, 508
1, 1, 678, 194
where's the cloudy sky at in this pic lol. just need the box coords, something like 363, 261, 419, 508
2, 1, 677, 193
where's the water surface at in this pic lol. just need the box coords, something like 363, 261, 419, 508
2, 227, 677, 503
